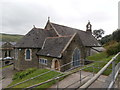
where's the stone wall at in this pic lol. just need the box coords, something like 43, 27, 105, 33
14, 36, 90, 71
38, 56, 53, 69
1, 49, 15, 58
38, 35, 87, 72
60, 35, 85, 71
14, 48, 39, 70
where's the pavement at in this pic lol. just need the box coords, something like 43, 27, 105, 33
50, 71, 108, 89
0, 65, 16, 89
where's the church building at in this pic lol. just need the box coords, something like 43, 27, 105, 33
14, 19, 102, 71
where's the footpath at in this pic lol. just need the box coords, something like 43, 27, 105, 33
0, 65, 16, 89
50, 71, 108, 88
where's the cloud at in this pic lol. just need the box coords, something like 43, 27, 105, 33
2, 1, 59, 34
1, 0, 119, 35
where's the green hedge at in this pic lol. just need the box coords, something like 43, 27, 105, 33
106, 42, 120, 56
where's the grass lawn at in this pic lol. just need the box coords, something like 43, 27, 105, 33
8, 68, 63, 88
83, 52, 120, 75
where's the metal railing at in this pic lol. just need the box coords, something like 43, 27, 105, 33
8, 52, 120, 89
79, 52, 120, 89
25, 64, 94, 89
8, 59, 85, 88
8, 60, 106, 88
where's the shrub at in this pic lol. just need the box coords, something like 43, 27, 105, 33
106, 41, 120, 56
13, 68, 37, 80
104, 41, 118, 48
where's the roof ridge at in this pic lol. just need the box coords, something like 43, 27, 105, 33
50, 22, 84, 32
33, 28, 44, 30
33, 28, 56, 31
49, 22, 60, 36
61, 33, 76, 54
46, 35, 72, 39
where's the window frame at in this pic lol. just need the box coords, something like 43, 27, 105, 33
72, 47, 81, 66
39, 58, 47, 65
25, 49, 32, 61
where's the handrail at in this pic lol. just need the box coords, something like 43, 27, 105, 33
79, 52, 120, 89
24, 65, 93, 88
8, 51, 117, 88
108, 62, 120, 89
25, 64, 94, 88
8, 59, 83, 88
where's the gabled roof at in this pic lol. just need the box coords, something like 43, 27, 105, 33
37, 35, 75, 58
10, 42, 16, 45
51, 22, 77, 36
92, 47, 105, 52
15, 28, 57, 48
77, 31, 101, 47
0, 42, 6, 47
50, 22, 101, 47
15, 21, 101, 49
0, 42, 16, 48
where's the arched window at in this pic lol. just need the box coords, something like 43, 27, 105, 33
25, 49, 31, 60
73, 48, 80, 66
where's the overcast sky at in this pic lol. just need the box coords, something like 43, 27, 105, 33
1, 0, 120, 35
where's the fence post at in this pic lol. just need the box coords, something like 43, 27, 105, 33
117, 63, 120, 89
80, 69, 82, 85
112, 60, 115, 88
118, 74, 120, 89
56, 77, 59, 90
92, 64, 94, 76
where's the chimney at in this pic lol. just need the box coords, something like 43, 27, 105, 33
86, 21, 92, 34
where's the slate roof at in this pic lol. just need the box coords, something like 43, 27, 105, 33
10, 42, 16, 45
77, 31, 101, 47
92, 47, 105, 52
51, 22, 101, 47
0, 42, 16, 47
15, 21, 101, 55
15, 28, 57, 48
51, 22, 77, 36
14, 21, 102, 58
0, 42, 6, 47
37, 35, 73, 58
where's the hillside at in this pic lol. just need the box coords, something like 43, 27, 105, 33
84, 52, 120, 75
0, 33, 24, 42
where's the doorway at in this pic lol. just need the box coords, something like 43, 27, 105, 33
51, 59, 60, 71
55, 60, 59, 70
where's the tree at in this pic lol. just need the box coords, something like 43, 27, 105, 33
100, 29, 120, 45
100, 34, 112, 45
93, 29, 105, 40
112, 29, 120, 42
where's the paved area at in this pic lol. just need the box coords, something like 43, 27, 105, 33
0, 65, 17, 89
0, 66, 109, 89
50, 71, 108, 89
